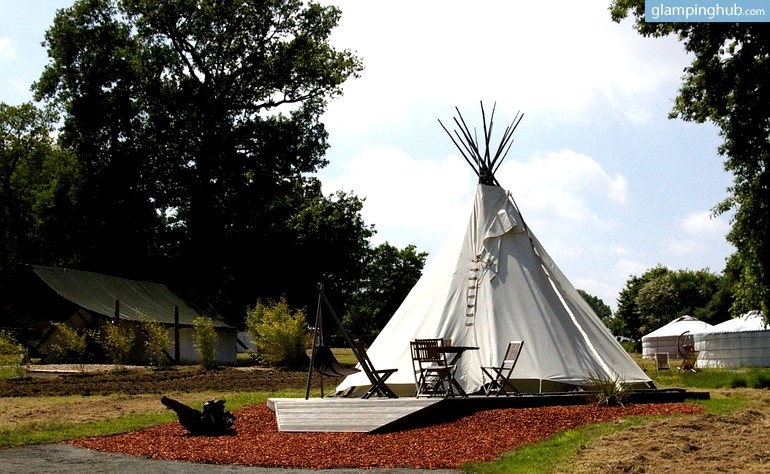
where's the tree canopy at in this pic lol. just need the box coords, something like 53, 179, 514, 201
577, 289, 612, 322
612, 265, 731, 342
610, 1, 770, 323
343, 243, 427, 337
0, 102, 81, 292
30, 0, 367, 321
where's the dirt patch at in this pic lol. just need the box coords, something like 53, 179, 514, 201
0, 394, 158, 429
1, 364, 342, 430
556, 388, 770, 474
0, 365, 335, 397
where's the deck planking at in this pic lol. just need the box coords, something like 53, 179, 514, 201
267, 397, 441, 433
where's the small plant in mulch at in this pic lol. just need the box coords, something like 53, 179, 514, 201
584, 371, 631, 406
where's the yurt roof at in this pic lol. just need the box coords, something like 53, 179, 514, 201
702, 310, 767, 333
643, 315, 713, 339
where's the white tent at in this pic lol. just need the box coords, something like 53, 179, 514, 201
338, 105, 651, 395
641, 315, 713, 360
337, 181, 652, 394
692, 311, 770, 368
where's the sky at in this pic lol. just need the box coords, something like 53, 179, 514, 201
0, 1, 735, 310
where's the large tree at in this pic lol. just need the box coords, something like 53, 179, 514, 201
610, 2, 770, 322
0, 102, 81, 291
34, 0, 364, 319
614, 265, 730, 341
343, 243, 427, 338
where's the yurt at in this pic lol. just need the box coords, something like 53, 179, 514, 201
692, 311, 770, 368
642, 315, 713, 359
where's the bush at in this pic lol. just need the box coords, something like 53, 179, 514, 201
245, 297, 308, 369
0, 330, 26, 364
97, 322, 137, 369
0, 331, 28, 378
141, 318, 170, 368
49, 322, 90, 371
193, 316, 218, 369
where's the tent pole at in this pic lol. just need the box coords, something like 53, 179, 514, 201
174, 307, 180, 365
318, 287, 378, 388
305, 284, 325, 399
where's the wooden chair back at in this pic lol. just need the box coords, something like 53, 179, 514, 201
412, 338, 448, 366
502, 341, 523, 370
678, 350, 699, 372
353, 339, 398, 398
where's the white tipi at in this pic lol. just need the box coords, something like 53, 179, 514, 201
337, 104, 651, 395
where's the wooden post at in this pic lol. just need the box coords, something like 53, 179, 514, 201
174, 306, 180, 364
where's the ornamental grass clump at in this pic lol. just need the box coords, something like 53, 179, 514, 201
584, 371, 631, 406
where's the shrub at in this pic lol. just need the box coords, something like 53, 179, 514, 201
245, 297, 308, 369
97, 322, 137, 369
0, 330, 28, 378
583, 371, 631, 406
193, 316, 218, 369
141, 318, 170, 368
49, 322, 90, 371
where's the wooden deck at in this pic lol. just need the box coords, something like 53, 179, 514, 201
267, 397, 442, 433
268, 388, 708, 433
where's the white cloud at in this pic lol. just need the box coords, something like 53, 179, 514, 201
664, 238, 703, 255
615, 258, 649, 281
610, 244, 632, 256
318, 146, 476, 250
680, 210, 729, 235
322, 0, 689, 136
0, 37, 16, 60
495, 149, 627, 231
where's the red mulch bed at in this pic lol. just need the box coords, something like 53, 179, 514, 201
69, 402, 704, 470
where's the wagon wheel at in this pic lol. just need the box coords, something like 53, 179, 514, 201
677, 331, 694, 358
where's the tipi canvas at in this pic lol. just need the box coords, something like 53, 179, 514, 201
338, 104, 651, 395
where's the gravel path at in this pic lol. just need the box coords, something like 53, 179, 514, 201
0, 444, 460, 474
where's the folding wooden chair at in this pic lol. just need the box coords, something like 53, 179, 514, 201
678, 350, 699, 373
411, 338, 456, 398
481, 340, 523, 396
655, 352, 670, 372
353, 339, 398, 399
